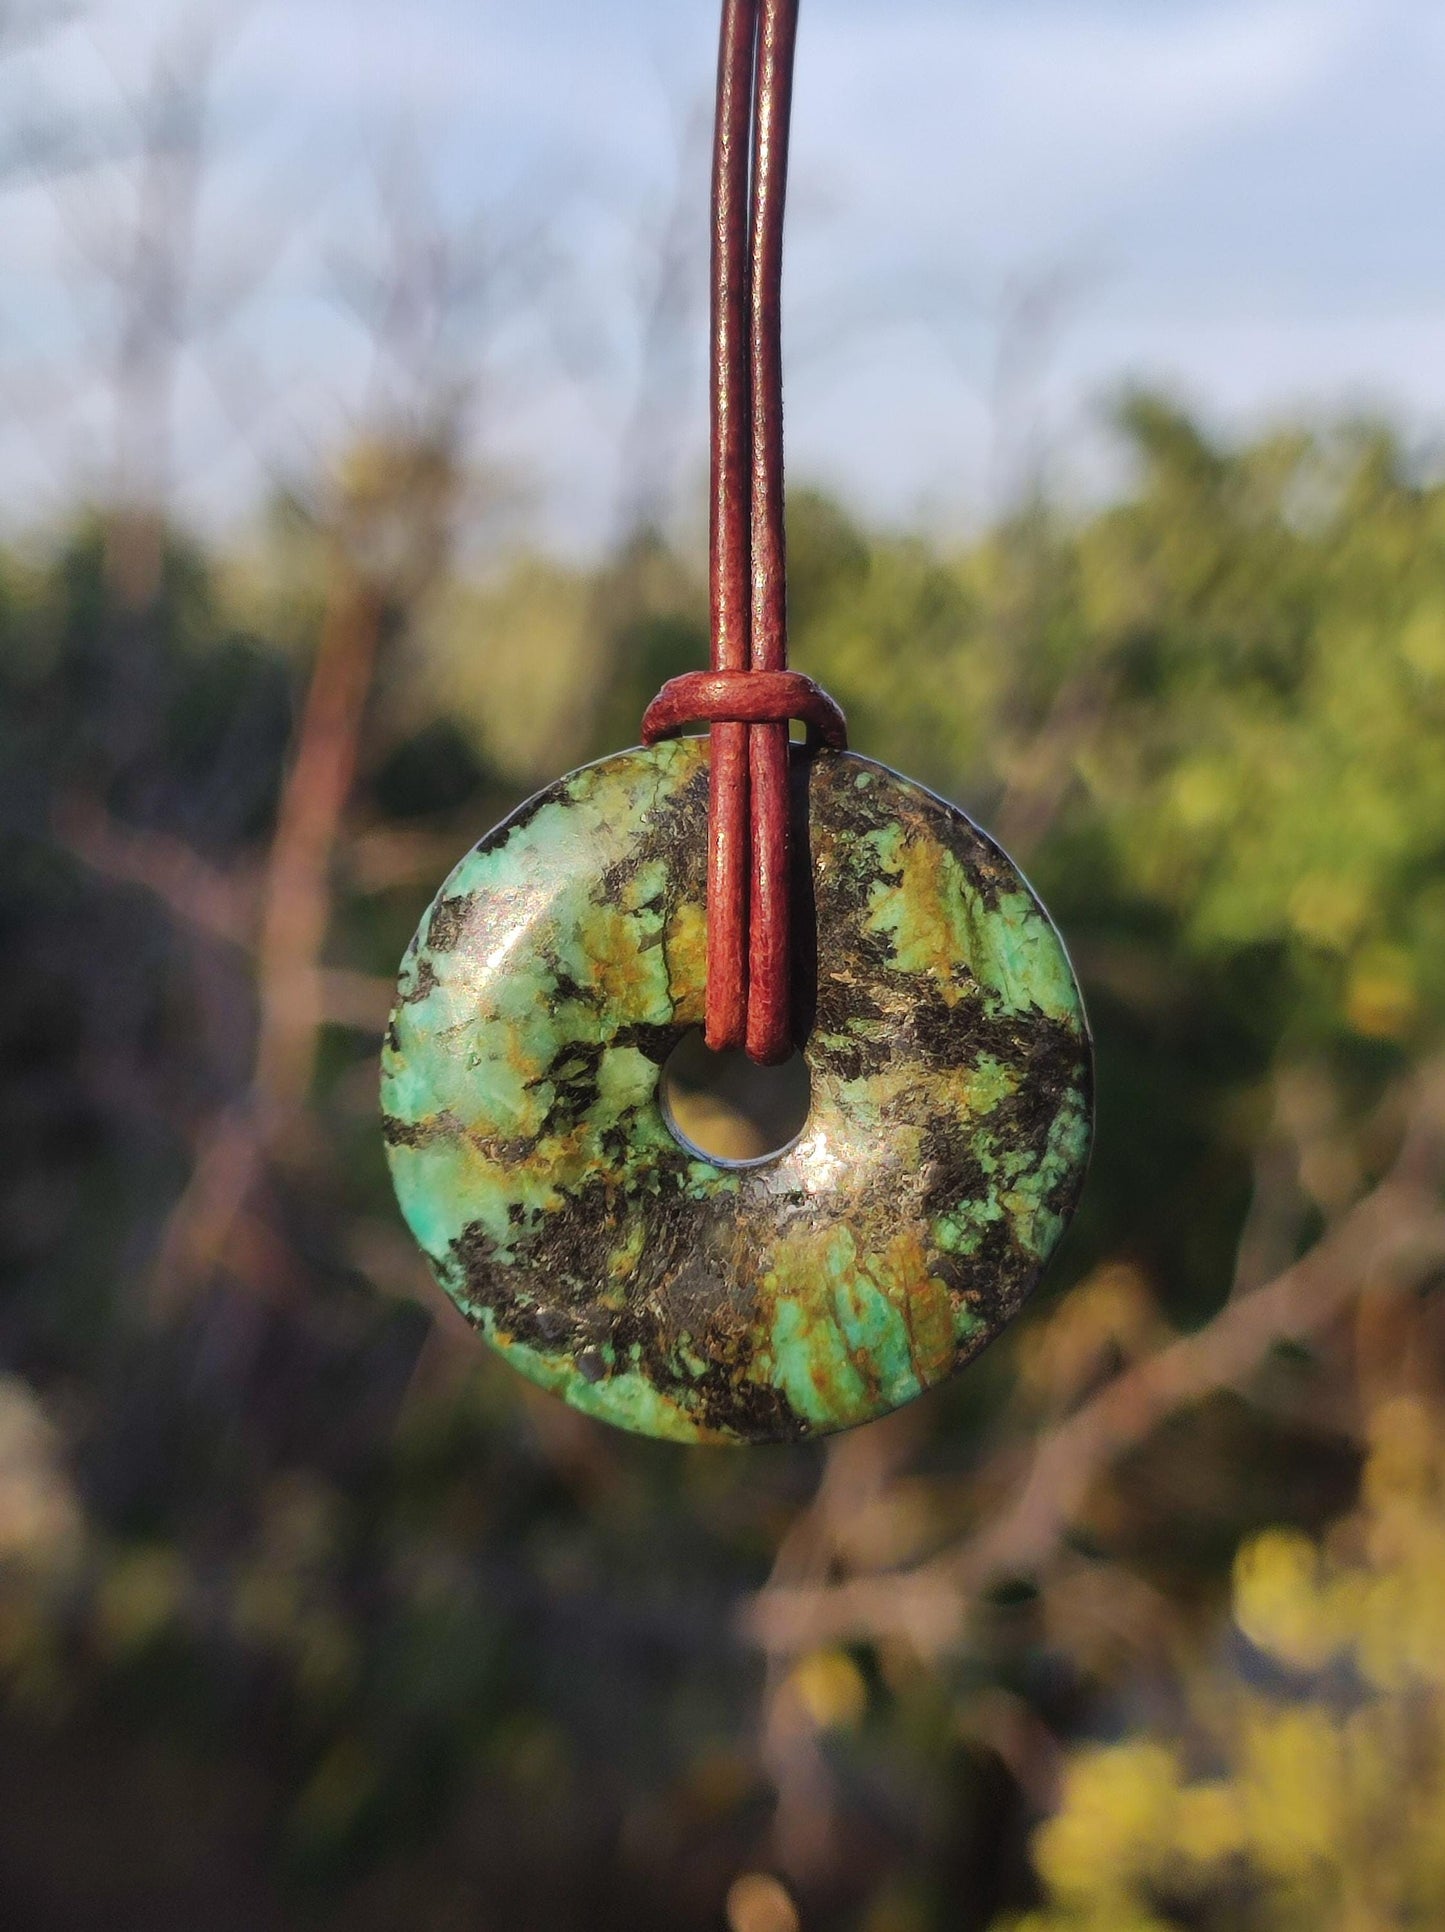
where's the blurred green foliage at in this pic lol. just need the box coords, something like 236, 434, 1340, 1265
0, 397, 1441, 1928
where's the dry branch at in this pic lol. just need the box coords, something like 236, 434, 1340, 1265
744, 1061, 1445, 1661
55, 797, 255, 945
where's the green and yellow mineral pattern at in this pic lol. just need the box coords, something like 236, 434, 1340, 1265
382, 738, 1091, 1444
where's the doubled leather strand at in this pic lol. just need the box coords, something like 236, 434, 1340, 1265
656, 0, 843, 1063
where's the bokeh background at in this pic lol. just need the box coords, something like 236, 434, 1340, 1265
3, 2, 1445, 1928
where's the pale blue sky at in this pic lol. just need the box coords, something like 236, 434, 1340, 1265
3, 0, 1443, 549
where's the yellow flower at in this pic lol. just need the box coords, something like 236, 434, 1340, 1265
1173, 1781, 1244, 1866
1033, 1743, 1180, 1902
1345, 948, 1418, 1039
1237, 1706, 1345, 1878
787, 1648, 869, 1731
1233, 1529, 1338, 1672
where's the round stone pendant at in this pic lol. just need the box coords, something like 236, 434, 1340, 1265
382, 737, 1091, 1444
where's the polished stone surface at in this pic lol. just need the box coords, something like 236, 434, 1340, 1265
382, 738, 1092, 1444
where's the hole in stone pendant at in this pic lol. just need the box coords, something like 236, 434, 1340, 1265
659, 1028, 810, 1166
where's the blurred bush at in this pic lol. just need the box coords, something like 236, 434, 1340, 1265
0, 397, 1441, 1928
1009, 1392, 1445, 1932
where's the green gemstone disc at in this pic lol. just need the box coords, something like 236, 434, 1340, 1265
382, 737, 1092, 1444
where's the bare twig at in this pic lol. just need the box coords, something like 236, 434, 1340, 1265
54, 796, 255, 945
253, 570, 385, 1116
991, 661, 1117, 859
758, 1409, 925, 1877
745, 1062, 1445, 1661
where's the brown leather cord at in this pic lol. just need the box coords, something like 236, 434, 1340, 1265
743, 0, 801, 1064
656, 0, 845, 1064
704, 0, 757, 1056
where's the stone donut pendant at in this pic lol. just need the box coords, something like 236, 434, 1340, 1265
381, 737, 1092, 1444
382, 0, 1092, 1443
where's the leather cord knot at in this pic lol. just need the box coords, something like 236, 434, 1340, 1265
642, 0, 833, 1067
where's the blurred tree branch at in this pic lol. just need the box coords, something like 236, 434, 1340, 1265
54, 795, 256, 946
254, 569, 386, 1118
746, 1058, 1445, 1664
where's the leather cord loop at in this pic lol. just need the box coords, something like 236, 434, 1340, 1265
641, 670, 847, 751
643, 0, 839, 1065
